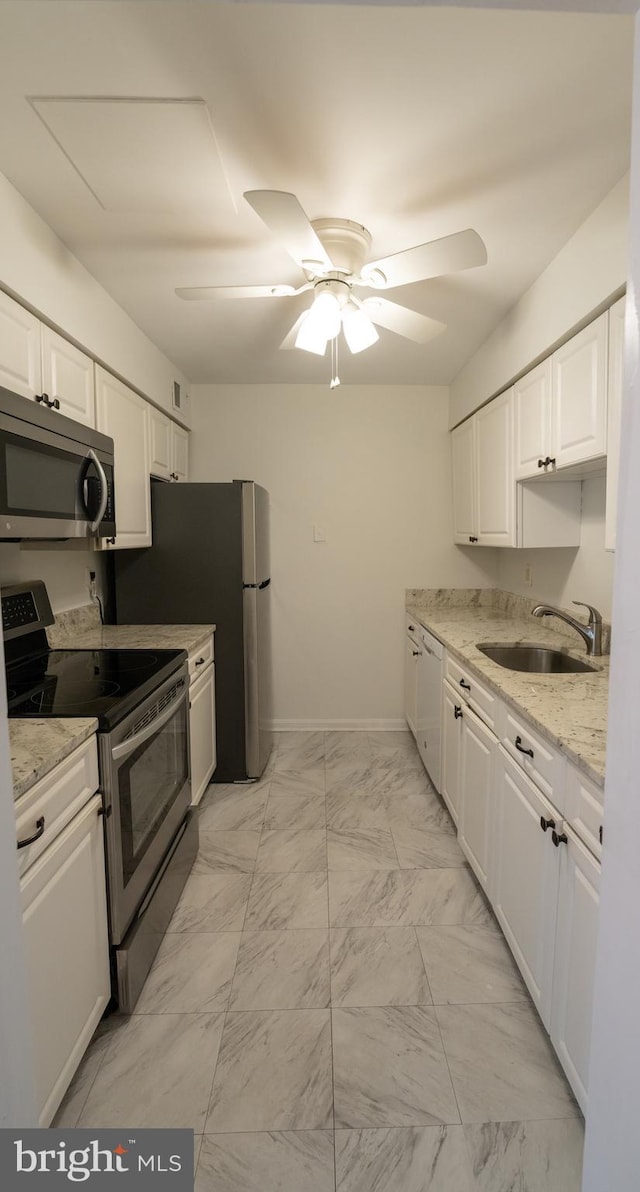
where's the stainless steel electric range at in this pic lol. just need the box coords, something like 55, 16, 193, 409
3, 580, 198, 1013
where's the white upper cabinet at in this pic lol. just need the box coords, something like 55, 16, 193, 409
475, 388, 515, 546
171, 422, 189, 482
605, 295, 626, 552
552, 312, 608, 469
0, 288, 42, 398
514, 359, 553, 480
95, 366, 151, 549
41, 326, 95, 426
149, 407, 172, 480
150, 408, 189, 482
451, 389, 515, 548
451, 417, 477, 544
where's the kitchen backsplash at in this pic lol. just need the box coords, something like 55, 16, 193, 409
406, 587, 611, 654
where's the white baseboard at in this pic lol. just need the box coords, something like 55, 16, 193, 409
268, 719, 408, 732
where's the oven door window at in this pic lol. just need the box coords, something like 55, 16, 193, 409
117, 699, 189, 885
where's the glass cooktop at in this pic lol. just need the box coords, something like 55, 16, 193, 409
6, 647, 187, 731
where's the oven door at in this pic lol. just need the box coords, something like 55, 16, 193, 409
0, 411, 115, 539
100, 668, 191, 944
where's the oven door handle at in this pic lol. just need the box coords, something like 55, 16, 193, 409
111, 687, 187, 762
82, 449, 109, 534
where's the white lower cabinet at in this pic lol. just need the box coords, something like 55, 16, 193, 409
550, 826, 600, 1114
404, 626, 420, 738
188, 640, 217, 806
440, 680, 463, 825
21, 793, 110, 1126
493, 746, 561, 1027
458, 703, 496, 895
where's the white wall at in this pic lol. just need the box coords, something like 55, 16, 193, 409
0, 171, 191, 423
497, 474, 615, 619
191, 383, 498, 727
450, 175, 629, 427
0, 544, 105, 615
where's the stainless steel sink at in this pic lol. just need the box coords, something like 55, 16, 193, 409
476, 642, 596, 674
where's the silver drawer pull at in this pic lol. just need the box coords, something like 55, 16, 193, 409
17, 816, 45, 849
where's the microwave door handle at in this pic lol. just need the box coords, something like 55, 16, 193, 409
111, 688, 188, 762
83, 448, 109, 533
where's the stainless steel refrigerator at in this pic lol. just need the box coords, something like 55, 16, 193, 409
109, 480, 273, 782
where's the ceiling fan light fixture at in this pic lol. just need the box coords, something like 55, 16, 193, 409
342, 304, 379, 354
294, 313, 328, 355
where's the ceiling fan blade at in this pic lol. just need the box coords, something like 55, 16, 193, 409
362, 298, 446, 344
363, 228, 487, 289
175, 284, 302, 300
280, 312, 309, 350
244, 190, 333, 271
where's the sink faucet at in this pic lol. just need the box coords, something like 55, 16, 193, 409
531, 601, 603, 657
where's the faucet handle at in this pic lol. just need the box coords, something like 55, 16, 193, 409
572, 600, 602, 625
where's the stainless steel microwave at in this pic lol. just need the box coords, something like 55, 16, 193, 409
0, 385, 116, 540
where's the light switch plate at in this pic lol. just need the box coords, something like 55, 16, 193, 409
313, 524, 327, 543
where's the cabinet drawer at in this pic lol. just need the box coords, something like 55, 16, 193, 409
445, 653, 497, 730
188, 635, 214, 682
564, 763, 604, 858
15, 737, 99, 876
501, 708, 565, 808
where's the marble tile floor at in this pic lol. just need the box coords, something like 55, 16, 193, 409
55, 730, 584, 1190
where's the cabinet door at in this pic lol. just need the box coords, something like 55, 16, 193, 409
0, 289, 42, 397
605, 295, 626, 552
41, 327, 95, 426
21, 795, 110, 1126
95, 366, 151, 549
493, 748, 560, 1026
459, 703, 496, 895
476, 388, 515, 546
550, 826, 600, 1114
441, 680, 463, 826
451, 417, 477, 544
404, 634, 419, 738
552, 313, 608, 469
513, 359, 553, 479
190, 664, 217, 806
171, 423, 190, 482
149, 407, 171, 480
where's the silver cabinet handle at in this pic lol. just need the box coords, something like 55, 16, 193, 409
112, 687, 187, 761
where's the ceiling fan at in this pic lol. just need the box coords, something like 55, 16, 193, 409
175, 190, 487, 358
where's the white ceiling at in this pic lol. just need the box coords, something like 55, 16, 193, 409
0, 2, 633, 386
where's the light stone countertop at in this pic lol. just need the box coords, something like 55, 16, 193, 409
51, 623, 215, 655
407, 601, 609, 786
10, 718, 98, 800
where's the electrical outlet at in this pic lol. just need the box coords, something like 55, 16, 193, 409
524, 563, 533, 588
